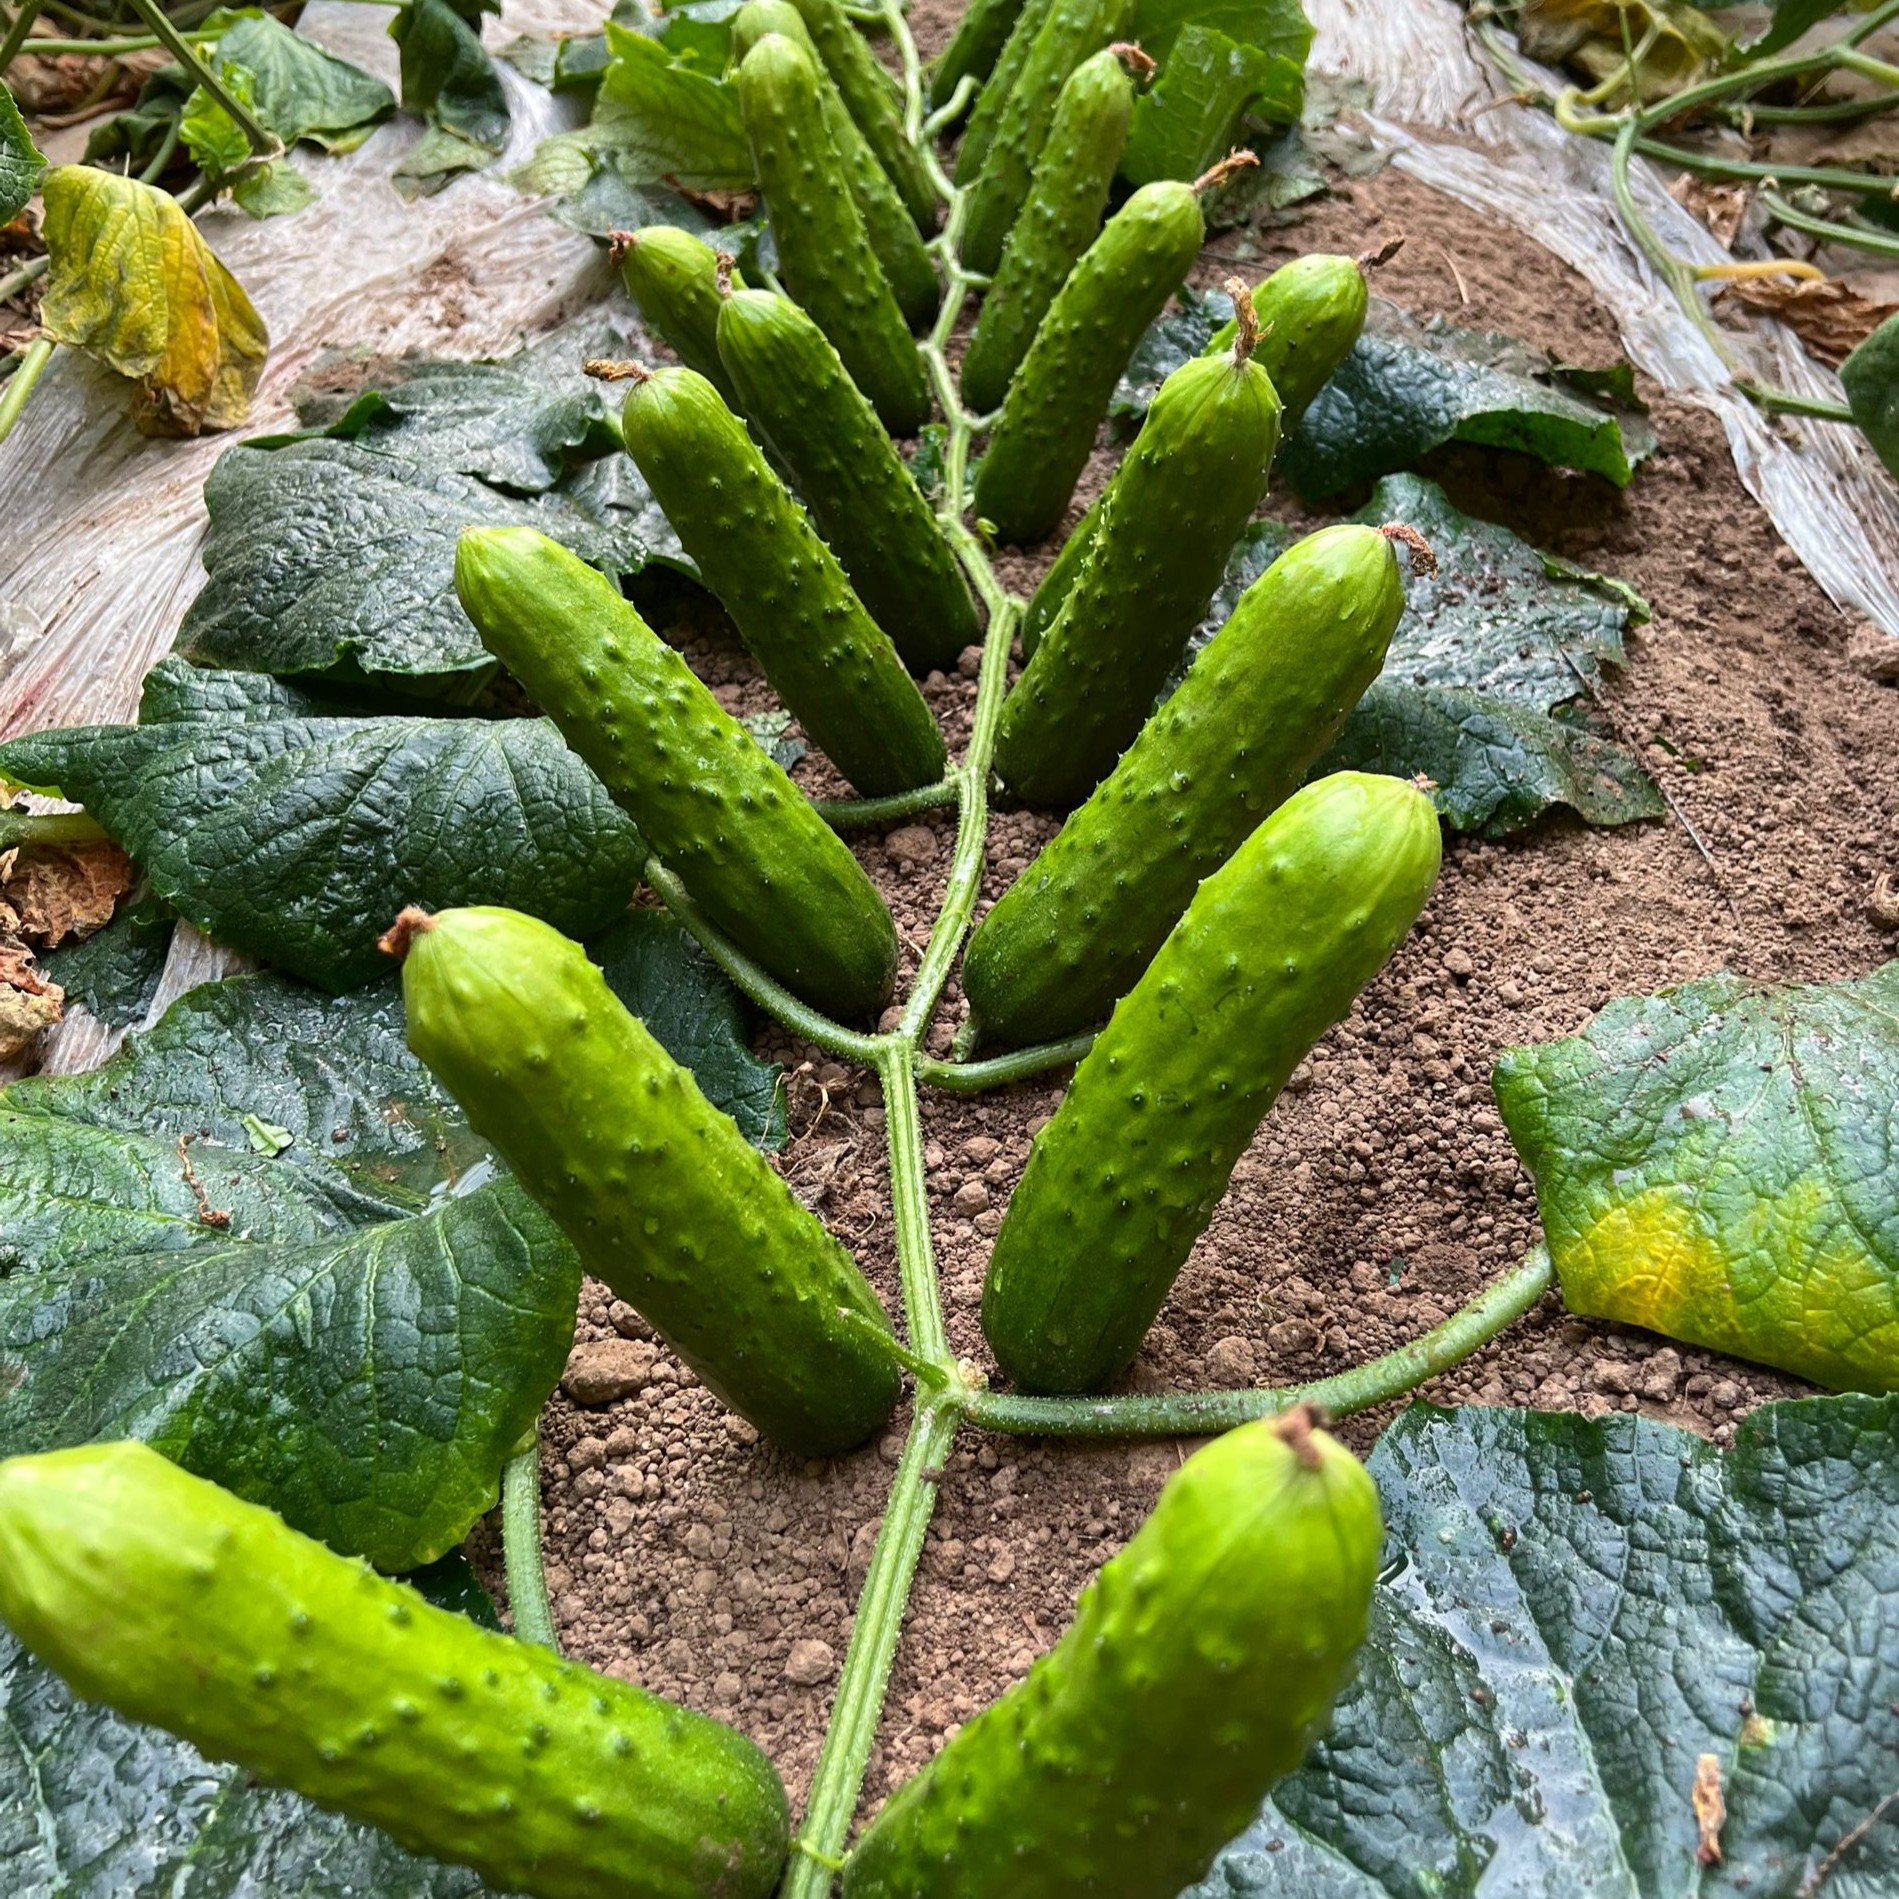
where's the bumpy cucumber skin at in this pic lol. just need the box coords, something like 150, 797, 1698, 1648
620, 366, 946, 796
403, 908, 903, 1455
959, 0, 1133, 277
0, 1442, 791, 1899
929, 0, 1028, 110
717, 289, 978, 676
1019, 253, 1370, 658
731, 2, 938, 330
841, 1411, 1381, 1899
455, 527, 898, 1019
617, 226, 745, 411
968, 527, 1406, 1046
971, 181, 1203, 545
955, 0, 1054, 184
959, 47, 1132, 415
738, 34, 930, 436
982, 772, 1442, 1394
784, 0, 937, 231
992, 347, 1281, 808
1206, 252, 1367, 415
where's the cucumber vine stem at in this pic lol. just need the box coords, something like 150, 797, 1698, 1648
501, 1439, 559, 1651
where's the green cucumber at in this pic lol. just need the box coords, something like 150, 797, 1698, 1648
394, 906, 903, 1455
959, 0, 1134, 277
955, 0, 1054, 185
967, 525, 1411, 1045
784, 0, 937, 231
717, 286, 979, 676
959, 43, 1137, 416
929, 0, 1028, 112
618, 364, 947, 797
738, 33, 931, 436
970, 174, 1209, 545
0, 1441, 791, 1899
992, 303, 1282, 808
455, 526, 899, 1019
841, 1404, 1380, 1899
613, 225, 744, 411
1019, 250, 1370, 656
981, 770, 1442, 1393
731, 1, 938, 330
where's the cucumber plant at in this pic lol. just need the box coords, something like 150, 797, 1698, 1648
0, 11, 1573, 1898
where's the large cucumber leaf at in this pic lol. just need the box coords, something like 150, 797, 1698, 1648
589, 20, 751, 191
390, 0, 511, 195
0, 661, 649, 993
1192, 473, 1662, 834
1193, 1393, 1899, 1897
1122, 26, 1302, 186
1494, 962, 1899, 1394
0, 81, 44, 227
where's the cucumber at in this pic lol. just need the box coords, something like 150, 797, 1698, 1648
737, 33, 931, 436
959, 43, 1137, 416
967, 525, 1411, 1046
959, 0, 1135, 277
1018, 250, 1370, 657
992, 296, 1282, 808
841, 1404, 1381, 1899
981, 771, 1442, 1394
929, 0, 1028, 112
393, 905, 903, 1456
0, 1441, 791, 1899
717, 286, 979, 676
618, 364, 947, 797
454, 526, 899, 1019
955, 0, 1054, 185
612, 226, 744, 411
731, 1, 938, 330
970, 174, 1210, 545
784, 0, 937, 232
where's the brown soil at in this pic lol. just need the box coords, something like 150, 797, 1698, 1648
481, 5, 1899, 1833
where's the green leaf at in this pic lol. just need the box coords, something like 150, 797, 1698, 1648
1842, 309, 1899, 482
1493, 962, 1899, 1393
201, 9, 396, 152
1123, 27, 1298, 185
0, 659, 649, 993
0, 1182, 579, 1571
38, 887, 175, 1029
37, 166, 268, 438
405, 1549, 503, 1628
174, 417, 679, 686
1111, 281, 1228, 422
1735, 0, 1841, 60
179, 69, 257, 180
1129, 0, 1312, 70
1192, 474, 1663, 834
512, 131, 724, 239
0, 81, 45, 227
1282, 296, 1649, 499
1193, 1393, 1899, 1897
228, 157, 319, 217
1, 1628, 504, 1899
589, 21, 752, 192
392, 0, 511, 176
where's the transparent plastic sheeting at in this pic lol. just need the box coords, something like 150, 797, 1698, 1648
5, 0, 1898, 1073
1307, 0, 1899, 639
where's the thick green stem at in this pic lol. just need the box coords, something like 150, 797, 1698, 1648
13, 27, 217, 52
123, 0, 277, 156
781, 1398, 959, 1897
0, 805, 110, 850
1760, 185, 1899, 261
0, 333, 51, 444
0, 253, 49, 308
966, 1248, 1557, 1438
1739, 381, 1855, 423
812, 777, 963, 829
0, 0, 46, 70
876, 1039, 950, 1365
500, 1439, 560, 1652
918, 1031, 1096, 1093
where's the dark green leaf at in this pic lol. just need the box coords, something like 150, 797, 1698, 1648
1494, 962, 1899, 1393
1123, 27, 1296, 186
392, 0, 511, 171
589, 21, 752, 191
405, 1549, 504, 1628
0, 82, 43, 227
1282, 297, 1649, 499
1738, 0, 1845, 60
513, 133, 723, 237
1190, 1394, 1899, 1898
174, 430, 678, 686
0, 659, 649, 992
591, 908, 786, 1150
204, 9, 396, 152
741, 706, 807, 774
1843, 310, 1899, 482
0, 1181, 578, 1571
1, 1628, 508, 1899
228, 158, 320, 218
38, 888, 174, 1029
1111, 281, 1227, 422
1128, 0, 1312, 69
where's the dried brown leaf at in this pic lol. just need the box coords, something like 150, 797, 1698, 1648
0, 922, 62, 1062
1718, 275, 1899, 367
1669, 173, 1750, 249
0, 837, 136, 946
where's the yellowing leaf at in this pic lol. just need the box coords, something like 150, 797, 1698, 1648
37, 165, 269, 437
1518, 0, 1728, 104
